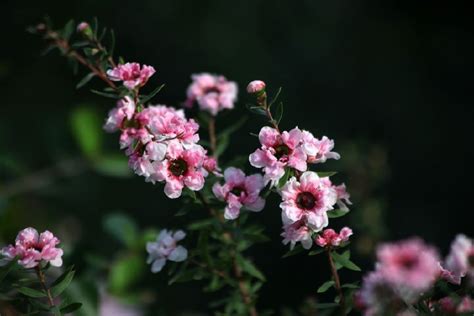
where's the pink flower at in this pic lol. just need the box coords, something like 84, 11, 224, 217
315, 227, 353, 248
203, 156, 221, 176
107, 63, 156, 90
185, 73, 238, 116
246, 80, 266, 94
146, 230, 187, 273
249, 126, 307, 185
301, 131, 340, 163
152, 141, 207, 198
334, 183, 352, 211
438, 296, 474, 314
136, 105, 199, 146
439, 234, 474, 284
1, 228, 63, 269
212, 167, 265, 220
280, 171, 337, 232
281, 220, 313, 249
376, 238, 440, 295
104, 96, 136, 132
358, 271, 404, 316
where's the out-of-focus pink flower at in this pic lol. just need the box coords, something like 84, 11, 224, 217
99, 292, 143, 316
301, 131, 340, 164
249, 126, 307, 185
107, 63, 156, 90
185, 73, 238, 116
281, 219, 313, 249
212, 167, 265, 220
76, 22, 90, 32
104, 96, 136, 132
315, 227, 353, 248
357, 271, 404, 316
1, 228, 63, 269
151, 141, 207, 199
334, 183, 352, 211
280, 171, 337, 232
246, 80, 266, 94
439, 234, 474, 285
146, 230, 187, 273
376, 238, 440, 296
438, 296, 474, 314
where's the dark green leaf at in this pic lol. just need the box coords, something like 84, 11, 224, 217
315, 302, 339, 310
60, 302, 82, 314
278, 168, 292, 188
342, 283, 360, 289
331, 251, 361, 272
282, 244, 305, 258
236, 254, 265, 281
188, 219, 215, 231
109, 29, 116, 57
308, 248, 325, 256
93, 155, 131, 178
169, 268, 198, 285
327, 209, 349, 218
274, 102, 284, 125
51, 268, 75, 297
0, 257, 18, 284
76, 73, 96, 89
90, 89, 120, 98
62, 19, 75, 41
246, 104, 266, 116
140, 84, 165, 104
317, 280, 335, 293
108, 255, 145, 294
103, 213, 139, 247
17, 287, 46, 298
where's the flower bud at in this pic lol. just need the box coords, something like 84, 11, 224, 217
246, 80, 266, 94
77, 22, 93, 38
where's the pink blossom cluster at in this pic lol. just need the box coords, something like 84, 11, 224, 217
146, 229, 188, 273
249, 126, 340, 186
436, 296, 474, 314
315, 227, 352, 248
185, 73, 238, 116
107, 63, 156, 90
1, 227, 63, 268
358, 238, 442, 315
104, 93, 216, 198
212, 167, 265, 220
279, 171, 351, 249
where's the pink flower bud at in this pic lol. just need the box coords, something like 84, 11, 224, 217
246, 80, 266, 94
77, 22, 90, 32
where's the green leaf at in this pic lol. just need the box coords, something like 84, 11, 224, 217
317, 280, 335, 293
0, 257, 18, 284
188, 219, 215, 231
70, 106, 103, 159
17, 287, 46, 298
51, 267, 75, 297
51, 306, 62, 316
90, 89, 120, 98
168, 268, 199, 285
61, 19, 75, 41
93, 154, 131, 177
331, 251, 361, 272
308, 248, 325, 256
76, 72, 96, 89
327, 209, 349, 218
268, 87, 282, 108
60, 302, 82, 314
246, 104, 266, 116
278, 168, 292, 188
140, 84, 165, 104
282, 244, 305, 258
274, 101, 284, 125
217, 116, 247, 139
109, 29, 116, 57
317, 171, 337, 177
103, 213, 139, 247
215, 134, 229, 157
342, 283, 360, 289
108, 255, 145, 295
236, 254, 265, 281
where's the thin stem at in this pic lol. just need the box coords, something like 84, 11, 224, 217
35, 266, 55, 308
326, 249, 346, 315
259, 92, 280, 133
196, 191, 258, 316
208, 116, 217, 158
43, 28, 117, 90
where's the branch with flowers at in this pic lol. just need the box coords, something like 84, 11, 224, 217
1, 17, 474, 316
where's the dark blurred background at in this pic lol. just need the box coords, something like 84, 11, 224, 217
1, 0, 473, 314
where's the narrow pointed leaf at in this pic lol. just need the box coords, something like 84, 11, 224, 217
317, 280, 335, 293
76, 73, 96, 89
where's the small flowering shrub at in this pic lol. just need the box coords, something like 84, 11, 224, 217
0, 18, 472, 316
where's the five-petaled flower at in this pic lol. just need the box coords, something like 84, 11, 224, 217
107, 62, 156, 90
146, 230, 188, 273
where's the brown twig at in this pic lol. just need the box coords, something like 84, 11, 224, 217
35, 266, 55, 308
326, 249, 346, 315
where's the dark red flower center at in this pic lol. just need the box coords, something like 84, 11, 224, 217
204, 87, 220, 94
231, 186, 245, 196
296, 192, 317, 210
399, 255, 418, 270
274, 144, 291, 160
169, 158, 188, 176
